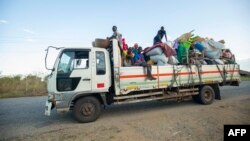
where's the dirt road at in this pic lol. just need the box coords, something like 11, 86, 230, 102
0, 82, 250, 141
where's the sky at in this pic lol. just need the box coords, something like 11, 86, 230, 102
0, 0, 250, 75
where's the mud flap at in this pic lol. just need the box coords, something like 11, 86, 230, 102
213, 85, 221, 100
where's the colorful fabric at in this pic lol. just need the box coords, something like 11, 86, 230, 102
194, 42, 205, 52
132, 48, 139, 61
147, 60, 155, 65
123, 52, 134, 67
122, 38, 128, 50
177, 43, 188, 64
173, 40, 179, 49
134, 54, 145, 66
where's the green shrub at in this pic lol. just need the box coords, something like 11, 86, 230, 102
0, 74, 47, 98
240, 76, 250, 81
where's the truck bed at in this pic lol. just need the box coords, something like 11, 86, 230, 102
115, 64, 240, 95
110, 40, 240, 96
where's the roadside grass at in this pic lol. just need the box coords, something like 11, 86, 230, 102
0, 74, 249, 99
241, 76, 250, 81
0, 74, 47, 99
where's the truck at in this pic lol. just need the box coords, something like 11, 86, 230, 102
45, 39, 240, 123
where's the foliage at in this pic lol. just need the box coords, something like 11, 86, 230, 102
240, 76, 250, 81
0, 74, 47, 98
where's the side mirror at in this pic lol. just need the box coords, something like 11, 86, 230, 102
45, 46, 63, 70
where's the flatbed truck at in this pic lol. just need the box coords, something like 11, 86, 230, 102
45, 39, 240, 123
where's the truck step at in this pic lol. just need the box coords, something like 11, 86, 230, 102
114, 92, 199, 105
114, 91, 163, 100
178, 88, 199, 93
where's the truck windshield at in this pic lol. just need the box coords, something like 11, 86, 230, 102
57, 51, 89, 74
57, 51, 74, 74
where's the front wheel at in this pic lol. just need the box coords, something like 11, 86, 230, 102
198, 85, 215, 105
73, 96, 101, 123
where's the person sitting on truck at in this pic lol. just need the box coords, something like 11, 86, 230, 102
153, 26, 167, 45
134, 47, 156, 80
122, 38, 128, 51
123, 47, 134, 67
132, 43, 140, 62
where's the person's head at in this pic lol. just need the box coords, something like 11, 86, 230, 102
138, 47, 143, 53
160, 26, 164, 30
128, 47, 132, 53
112, 26, 117, 32
134, 43, 139, 49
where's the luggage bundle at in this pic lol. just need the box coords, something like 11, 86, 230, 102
144, 43, 179, 66
174, 31, 235, 65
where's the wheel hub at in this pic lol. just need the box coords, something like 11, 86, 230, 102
204, 90, 212, 101
81, 103, 95, 116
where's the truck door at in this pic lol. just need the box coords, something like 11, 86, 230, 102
56, 49, 92, 92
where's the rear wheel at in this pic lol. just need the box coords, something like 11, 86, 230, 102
73, 96, 101, 123
198, 85, 215, 105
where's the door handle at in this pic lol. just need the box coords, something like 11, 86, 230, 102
82, 78, 91, 81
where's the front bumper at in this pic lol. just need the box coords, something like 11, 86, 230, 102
45, 92, 71, 116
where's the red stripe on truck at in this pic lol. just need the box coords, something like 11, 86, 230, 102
119, 70, 239, 79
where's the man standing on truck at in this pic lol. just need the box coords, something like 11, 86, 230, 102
108, 25, 123, 49
153, 26, 168, 45
106, 25, 124, 66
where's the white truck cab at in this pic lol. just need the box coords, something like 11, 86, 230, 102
45, 47, 111, 121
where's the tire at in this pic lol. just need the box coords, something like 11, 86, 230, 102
212, 84, 221, 100
198, 85, 215, 105
73, 96, 101, 123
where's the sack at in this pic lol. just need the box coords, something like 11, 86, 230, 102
166, 41, 174, 48
145, 47, 163, 56
205, 50, 222, 59
194, 43, 205, 52
207, 40, 225, 49
157, 60, 167, 66
150, 54, 168, 64
168, 56, 179, 65
214, 59, 224, 64
202, 40, 223, 59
